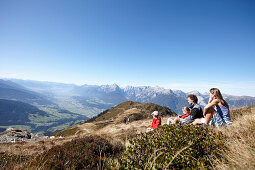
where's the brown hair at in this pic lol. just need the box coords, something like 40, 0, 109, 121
187, 94, 198, 103
182, 107, 190, 113
210, 88, 229, 108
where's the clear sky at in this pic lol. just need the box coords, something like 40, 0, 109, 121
0, 0, 255, 96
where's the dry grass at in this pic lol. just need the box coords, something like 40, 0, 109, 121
90, 101, 176, 123
1, 105, 254, 169
215, 106, 255, 170
0, 116, 170, 158
0, 137, 77, 156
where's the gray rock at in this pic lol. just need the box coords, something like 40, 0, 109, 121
0, 128, 33, 143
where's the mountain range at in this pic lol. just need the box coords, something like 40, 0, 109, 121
1, 78, 255, 134
8, 79, 255, 113
0, 79, 88, 134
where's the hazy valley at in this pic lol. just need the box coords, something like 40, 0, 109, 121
1, 78, 255, 135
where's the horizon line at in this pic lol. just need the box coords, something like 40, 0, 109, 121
1, 76, 255, 98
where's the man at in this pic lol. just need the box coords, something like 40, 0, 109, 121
182, 94, 203, 125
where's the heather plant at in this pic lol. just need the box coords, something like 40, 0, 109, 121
114, 124, 224, 169
25, 135, 123, 169
0, 152, 31, 169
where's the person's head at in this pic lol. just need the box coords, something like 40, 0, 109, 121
152, 111, 159, 118
187, 94, 198, 105
209, 88, 229, 107
182, 107, 191, 114
209, 88, 223, 100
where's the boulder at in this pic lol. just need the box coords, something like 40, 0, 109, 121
0, 128, 32, 143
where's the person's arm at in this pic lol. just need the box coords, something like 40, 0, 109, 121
150, 118, 155, 129
208, 97, 213, 104
204, 99, 218, 116
182, 114, 190, 119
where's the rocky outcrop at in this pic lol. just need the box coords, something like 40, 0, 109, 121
0, 128, 63, 143
0, 128, 32, 143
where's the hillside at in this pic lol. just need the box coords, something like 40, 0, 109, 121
2, 78, 255, 135
0, 80, 90, 134
0, 105, 254, 169
0, 99, 89, 134
88, 101, 176, 123
0, 99, 47, 132
55, 101, 176, 139
0, 80, 53, 106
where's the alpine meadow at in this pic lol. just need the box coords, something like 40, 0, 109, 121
1, 0, 255, 169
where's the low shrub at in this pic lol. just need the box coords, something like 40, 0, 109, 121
130, 113, 144, 121
25, 135, 123, 169
0, 152, 31, 169
114, 124, 225, 169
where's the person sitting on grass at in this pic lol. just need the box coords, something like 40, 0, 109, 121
181, 94, 204, 125
167, 107, 191, 124
193, 88, 232, 127
146, 111, 161, 132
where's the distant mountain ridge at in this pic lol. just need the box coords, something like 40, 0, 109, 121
0, 80, 89, 134
4, 79, 255, 116
0, 79, 53, 105
0, 98, 89, 134
1, 78, 255, 134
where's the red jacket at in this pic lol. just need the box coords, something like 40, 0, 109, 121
150, 118, 161, 129
179, 113, 190, 119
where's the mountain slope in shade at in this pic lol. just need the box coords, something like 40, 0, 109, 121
0, 99, 47, 126
0, 99, 89, 135
0, 80, 90, 134
0, 80, 54, 105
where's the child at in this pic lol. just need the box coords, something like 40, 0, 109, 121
146, 111, 161, 132
167, 107, 191, 124
193, 88, 231, 127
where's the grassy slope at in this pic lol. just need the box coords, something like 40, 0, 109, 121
55, 101, 176, 138
0, 99, 88, 135
215, 106, 255, 169
87, 101, 176, 123
0, 105, 254, 169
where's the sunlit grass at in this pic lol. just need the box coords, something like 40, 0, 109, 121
0, 105, 254, 169
215, 106, 255, 169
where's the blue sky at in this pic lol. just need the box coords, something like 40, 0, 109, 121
0, 0, 255, 96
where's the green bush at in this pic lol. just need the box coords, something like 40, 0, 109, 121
26, 135, 123, 169
114, 124, 224, 169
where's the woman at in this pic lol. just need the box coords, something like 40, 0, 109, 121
193, 88, 231, 127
